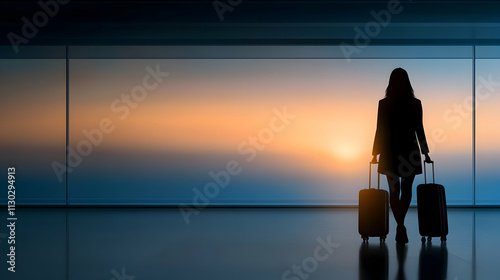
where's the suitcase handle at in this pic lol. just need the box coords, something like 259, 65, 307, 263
369, 162, 380, 189
423, 160, 435, 184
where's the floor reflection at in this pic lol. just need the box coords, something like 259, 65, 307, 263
358, 241, 449, 280
0, 208, 496, 280
359, 242, 389, 280
396, 244, 408, 280
418, 243, 448, 280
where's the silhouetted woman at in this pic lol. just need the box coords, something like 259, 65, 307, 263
372, 68, 432, 244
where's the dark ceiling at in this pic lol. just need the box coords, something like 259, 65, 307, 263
2, 0, 500, 46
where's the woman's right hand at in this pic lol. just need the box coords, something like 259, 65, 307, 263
424, 153, 433, 163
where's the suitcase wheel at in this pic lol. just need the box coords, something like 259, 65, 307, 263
362, 236, 369, 242
380, 236, 386, 243
421, 236, 433, 243
441, 236, 447, 242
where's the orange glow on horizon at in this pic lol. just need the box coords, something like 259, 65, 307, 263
62, 58, 479, 179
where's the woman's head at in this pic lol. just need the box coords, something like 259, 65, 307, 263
385, 67, 414, 99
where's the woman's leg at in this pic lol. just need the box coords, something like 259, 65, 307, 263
386, 175, 402, 225
399, 174, 416, 224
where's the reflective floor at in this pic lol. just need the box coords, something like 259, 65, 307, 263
0, 208, 498, 280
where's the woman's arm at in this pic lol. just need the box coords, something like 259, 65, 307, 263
416, 100, 430, 155
372, 101, 383, 160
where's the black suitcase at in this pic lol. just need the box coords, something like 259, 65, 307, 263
359, 162, 389, 242
417, 161, 448, 243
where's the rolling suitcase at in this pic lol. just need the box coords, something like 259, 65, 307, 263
359, 162, 389, 242
417, 161, 448, 243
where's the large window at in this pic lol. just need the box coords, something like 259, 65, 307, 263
1, 45, 498, 205
0, 47, 66, 205
475, 47, 500, 205
67, 46, 474, 205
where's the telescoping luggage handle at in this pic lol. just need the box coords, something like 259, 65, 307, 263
424, 160, 435, 184
369, 162, 380, 189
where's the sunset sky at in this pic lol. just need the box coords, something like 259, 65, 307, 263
68, 58, 475, 205
1, 57, 499, 205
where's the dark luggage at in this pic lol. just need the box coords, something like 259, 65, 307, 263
359, 162, 389, 242
417, 161, 448, 243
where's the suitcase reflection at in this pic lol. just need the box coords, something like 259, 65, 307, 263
358, 242, 448, 280
418, 243, 448, 280
359, 242, 389, 280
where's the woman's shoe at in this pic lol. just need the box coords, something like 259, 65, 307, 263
396, 225, 409, 244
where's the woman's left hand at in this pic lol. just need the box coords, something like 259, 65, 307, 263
424, 153, 433, 163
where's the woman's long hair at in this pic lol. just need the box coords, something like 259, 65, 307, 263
385, 68, 415, 99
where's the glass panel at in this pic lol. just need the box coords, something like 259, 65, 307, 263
0, 59, 66, 205
475, 59, 500, 205
69, 58, 472, 205
475, 46, 500, 59
0, 46, 65, 59
69, 46, 472, 59
404, 60, 473, 205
